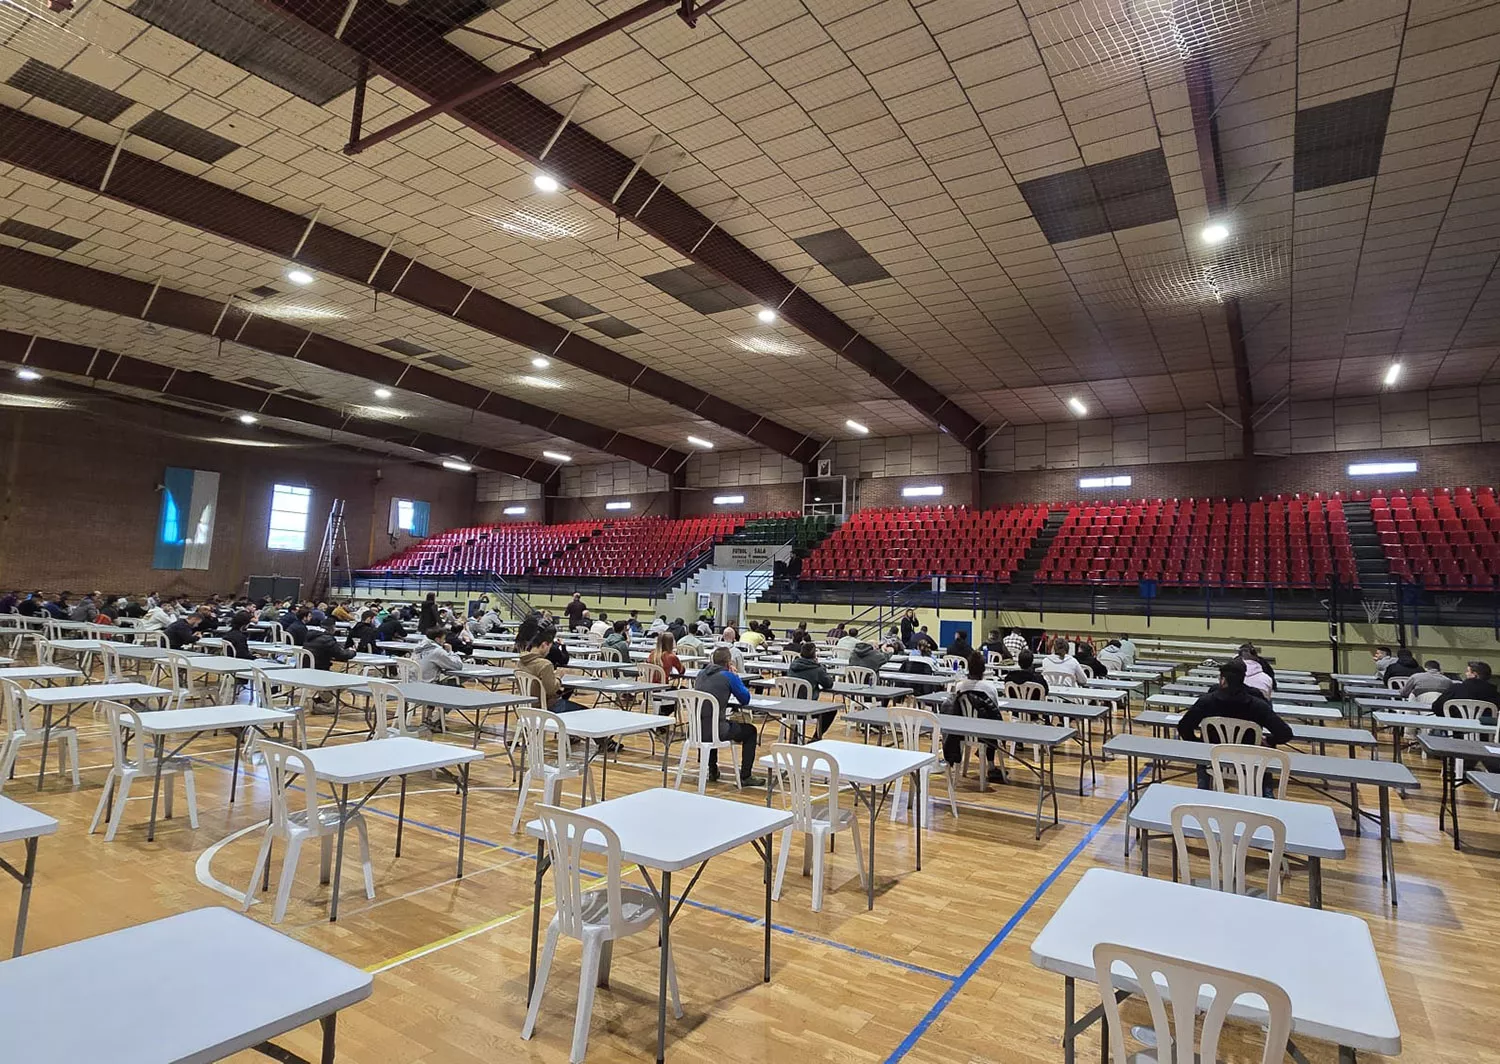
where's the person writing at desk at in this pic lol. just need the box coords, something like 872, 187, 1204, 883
517, 630, 587, 714
1176, 657, 1292, 794
788, 641, 836, 739
411, 627, 467, 684
691, 647, 765, 786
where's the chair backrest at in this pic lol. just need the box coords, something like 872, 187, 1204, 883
676, 689, 722, 745
844, 665, 876, 686
941, 655, 968, 673
599, 646, 623, 663
954, 688, 996, 718
514, 669, 545, 707
100, 700, 146, 770
0, 677, 34, 738
1200, 716, 1262, 747
1171, 802, 1287, 900
255, 740, 322, 834
515, 707, 571, 771
291, 646, 315, 670
887, 706, 940, 756
35, 638, 54, 666
218, 639, 235, 656
637, 660, 666, 685
1092, 942, 1293, 1064
775, 676, 813, 700
1078, 662, 1095, 680
251, 665, 285, 711
1443, 697, 1497, 720
162, 650, 195, 700
98, 642, 122, 683
1415, 690, 1441, 705
1005, 680, 1046, 702
986, 650, 1005, 666
367, 679, 408, 738
1387, 675, 1407, 690
781, 649, 799, 664
1210, 743, 1290, 799
1041, 668, 1073, 691
533, 803, 631, 939
768, 742, 843, 830
392, 655, 420, 682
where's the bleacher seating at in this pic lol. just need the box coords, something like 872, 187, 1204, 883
802, 505, 1049, 582
1371, 487, 1500, 589
371, 521, 600, 574
1035, 495, 1357, 588
729, 513, 836, 550
538, 515, 754, 578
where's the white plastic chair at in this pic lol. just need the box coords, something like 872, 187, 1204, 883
88, 701, 196, 841
521, 804, 680, 1062
941, 654, 967, 673
243, 740, 374, 923
512, 707, 585, 833
1439, 698, 1498, 782
1387, 675, 1407, 691
251, 665, 306, 746
1199, 716, 1262, 747
158, 650, 211, 711
768, 743, 866, 912
886, 706, 956, 825
671, 689, 738, 793
843, 665, 877, 687
0, 677, 79, 791
1092, 942, 1293, 1064
367, 679, 414, 738
1171, 802, 1287, 900
1210, 743, 1291, 799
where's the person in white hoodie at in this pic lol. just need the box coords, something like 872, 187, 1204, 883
142, 597, 178, 630
1041, 637, 1089, 687
1242, 656, 1274, 697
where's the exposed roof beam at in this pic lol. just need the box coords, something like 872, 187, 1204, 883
0, 329, 553, 482
257, 0, 987, 449
0, 104, 819, 463
1184, 55, 1255, 458
0, 244, 684, 473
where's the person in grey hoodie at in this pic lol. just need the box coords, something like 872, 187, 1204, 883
787, 642, 837, 739
846, 638, 889, 674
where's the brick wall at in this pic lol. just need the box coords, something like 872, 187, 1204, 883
0, 405, 473, 597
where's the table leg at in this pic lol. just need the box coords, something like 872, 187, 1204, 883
656, 868, 672, 1064
867, 784, 878, 911
759, 833, 772, 982
601, 739, 610, 801
914, 770, 922, 870
1438, 754, 1450, 833
660, 726, 671, 786
395, 775, 408, 858
1310, 856, 1322, 909
320, 1013, 338, 1064
527, 840, 546, 996
230, 728, 244, 803
1064, 976, 1076, 1064
1123, 756, 1138, 858
329, 783, 350, 922
146, 734, 167, 842
456, 764, 470, 878
1141, 827, 1150, 877
1381, 785, 1398, 907
1450, 760, 1461, 853
34, 704, 52, 791
12, 837, 37, 957
1392, 725, 1403, 764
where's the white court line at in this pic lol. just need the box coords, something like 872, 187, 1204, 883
195, 820, 271, 906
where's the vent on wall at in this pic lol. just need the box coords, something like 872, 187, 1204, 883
379, 338, 432, 357
794, 228, 891, 286
1018, 148, 1178, 244
642, 263, 758, 315
128, 0, 361, 106
6, 60, 134, 123
1294, 89, 1393, 192
131, 111, 240, 164
0, 219, 81, 251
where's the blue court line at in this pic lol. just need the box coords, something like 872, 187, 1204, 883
189, 755, 960, 982
882, 776, 1141, 1064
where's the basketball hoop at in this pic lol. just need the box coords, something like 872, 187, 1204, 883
1361, 597, 1389, 625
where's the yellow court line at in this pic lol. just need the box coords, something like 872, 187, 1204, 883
365, 898, 550, 974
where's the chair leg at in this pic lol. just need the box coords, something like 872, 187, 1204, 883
889, 777, 904, 823
945, 765, 960, 818
848, 813, 869, 890
665, 941, 683, 1018
104, 772, 135, 842
521, 922, 559, 1041
728, 744, 741, 790
597, 940, 613, 988
271, 834, 306, 923
65, 734, 80, 786
696, 749, 709, 795
244, 828, 274, 911
810, 827, 827, 912
182, 768, 198, 829
163, 776, 175, 821
511, 769, 533, 834
771, 825, 793, 900
354, 817, 376, 899
88, 771, 116, 835
319, 834, 333, 885
571, 937, 604, 1064
673, 743, 690, 790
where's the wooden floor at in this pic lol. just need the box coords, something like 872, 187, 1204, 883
6, 696, 1498, 1064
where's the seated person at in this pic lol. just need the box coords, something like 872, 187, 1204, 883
1041, 637, 1089, 687
603, 620, 632, 659
1400, 659, 1453, 700
944, 654, 1005, 781
691, 647, 764, 786
902, 644, 935, 675
305, 624, 356, 672
1177, 658, 1292, 794
411, 627, 467, 684
346, 610, 380, 654
1006, 650, 1050, 696
847, 635, 889, 674
1433, 660, 1499, 720
222, 610, 255, 660
787, 642, 836, 739
1384, 647, 1421, 682
163, 612, 200, 650
1097, 639, 1126, 673
517, 631, 586, 714
1073, 639, 1108, 680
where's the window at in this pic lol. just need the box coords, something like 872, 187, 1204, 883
267, 484, 311, 551
1079, 475, 1132, 489
396, 499, 416, 532
1348, 461, 1417, 477
388, 497, 430, 537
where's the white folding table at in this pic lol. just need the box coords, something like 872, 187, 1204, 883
1127, 782, 1346, 907
22, 683, 171, 790
0, 665, 82, 683
1132, 709, 1376, 757
0, 906, 372, 1062
393, 681, 532, 747
565, 676, 669, 710
552, 708, 675, 800
0, 795, 56, 955
743, 695, 837, 743
267, 668, 374, 745
299, 737, 484, 920
759, 738, 933, 909
1146, 692, 1343, 722
121, 705, 295, 840
525, 788, 791, 1063
1372, 709, 1497, 762
1031, 868, 1398, 1064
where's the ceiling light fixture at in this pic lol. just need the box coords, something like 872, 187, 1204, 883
1067, 396, 1088, 416
1349, 461, 1417, 477
687, 435, 714, 449
902, 485, 943, 498
373, 387, 393, 399
237, 413, 258, 424
503, 505, 527, 515
442, 459, 474, 473
756, 308, 777, 324
285, 267, 314, 286
531, 356, 550, 369
1383, 362, 1402, 387
845, 419, 869, 435
542, 450, 572, 463
1201, 222, 1230, 245
713, 494, 745, 505
15, 367, 41, 381
1079, 475, 1132, 489
533, 173, 560, 193
605, 500, 631, 511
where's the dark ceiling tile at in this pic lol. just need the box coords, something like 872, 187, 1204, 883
424, 353, 470, 370
641, 263, 757, 314
131, 111, 240, 164
584, 315, 642, 339
1295, 89, 1393, 192
541, 294, 603, 319
379, 338, 432, 357
6, 59, 134, 123
1019, 148, 1178, 244
0, 219, 81, 252
794, 228, 891, 286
